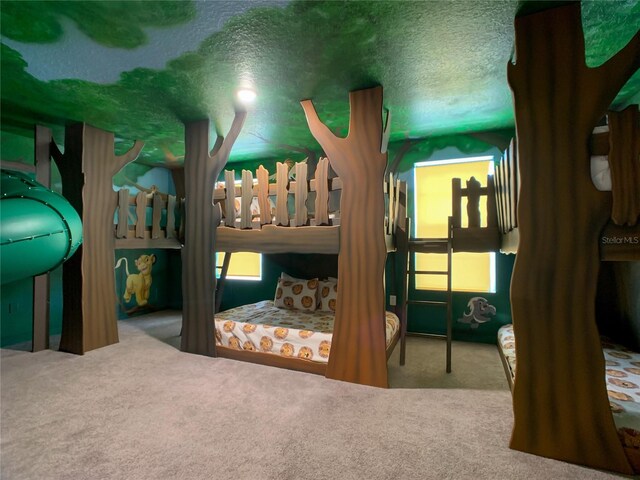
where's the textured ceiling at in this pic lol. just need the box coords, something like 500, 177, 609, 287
1, 0, 639, 169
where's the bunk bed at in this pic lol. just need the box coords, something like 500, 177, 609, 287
495, 104, 640, 472
210, 157, 407, 377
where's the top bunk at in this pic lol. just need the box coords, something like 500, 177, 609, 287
495, 105, 639, 261
213, 157, 407, 255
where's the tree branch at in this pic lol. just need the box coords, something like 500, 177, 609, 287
50, 139, 64, 164
381, 108, 391, 154
115, 139, 144, 172
249, 131, 316, 156
210, 136, 224, 158
301, 99, 338, 150
217, 110, 247, 160
594, 29, 640, 105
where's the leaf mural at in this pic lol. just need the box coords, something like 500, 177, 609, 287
1, 0, 638, 169
1, 1, 196, 48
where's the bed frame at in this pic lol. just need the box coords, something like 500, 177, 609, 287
216, 326, 401, 377
211, 159, 407, 376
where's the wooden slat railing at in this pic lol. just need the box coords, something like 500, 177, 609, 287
114, 188, 182, 248
451, 174, 501, 252
215, 158, 343, 229
214, 158, 403, 239
495, 138, 518, 234
451, 175, 498, 229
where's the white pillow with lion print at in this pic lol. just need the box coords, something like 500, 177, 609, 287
274, 276, 319, 312
317, 280, 338, 312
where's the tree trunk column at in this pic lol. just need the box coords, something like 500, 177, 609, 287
56, 124, 143, 354
181, 114, 246, 356
331, 175, 387, 386
302, 86, 389, 387
507, 3, 639, 474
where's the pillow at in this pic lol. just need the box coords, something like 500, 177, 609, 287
274, 275, 319, 312
317, 280, 338, 312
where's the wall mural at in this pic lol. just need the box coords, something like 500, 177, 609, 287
1, 0, 638, 170
114, 253, 157, 315
457, 297, 497, 329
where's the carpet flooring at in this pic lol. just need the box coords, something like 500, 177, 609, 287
0, 311, 628, 479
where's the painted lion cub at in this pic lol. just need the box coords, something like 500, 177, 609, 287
114, 254, 156, 306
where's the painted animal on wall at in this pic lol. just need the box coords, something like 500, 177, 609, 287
114, 254, 156, 308
458, 297, 496, 329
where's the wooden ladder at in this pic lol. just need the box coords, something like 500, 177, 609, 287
400, 216, 454, 373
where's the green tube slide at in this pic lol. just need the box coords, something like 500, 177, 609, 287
1, 169, 82, 285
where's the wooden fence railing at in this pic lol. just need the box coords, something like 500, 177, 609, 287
114, 189, 183, 248
213, 158, 341, 228
214, 157, 401, 234
451, 175, 498, 229
450, 174, 501, 252
494, 139, 518, 234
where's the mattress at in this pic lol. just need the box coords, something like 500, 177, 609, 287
497, 324, 640, 471
215, 300, 400, 364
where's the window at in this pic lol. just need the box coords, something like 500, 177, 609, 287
414, 156, 495, 292
215, 252, 262, 281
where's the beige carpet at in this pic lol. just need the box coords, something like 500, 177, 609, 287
0, 311, 627, 479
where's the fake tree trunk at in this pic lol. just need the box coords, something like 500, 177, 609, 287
301, 86, 389, 387
181, 114, 246, 356
508, 4, 639, 474
54, 124, 143, 354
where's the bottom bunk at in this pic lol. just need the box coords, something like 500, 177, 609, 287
215, 299, 400, 376
497, 324, 640, 472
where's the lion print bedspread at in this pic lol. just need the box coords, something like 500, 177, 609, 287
215, 300, 400, 364
498, 324, 640, 470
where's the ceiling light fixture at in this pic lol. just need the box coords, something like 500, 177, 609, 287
236, 88, 257, 104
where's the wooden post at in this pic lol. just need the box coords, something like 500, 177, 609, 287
151, 193, 163, 239
32, 125, 53, 352
507, 3, 639, 473
166, 195, 177, 239
608, 107, 640, 226
294, 162, 308, 226
451, 178, 462, 229
53, 123, 143, 354
224, 170, 236, 227
257, 165, 271, 226
301, 86, 388, 388
466, 176, 482, 227
314, 158, 330, 226
486, 176, 498, 228
275, 162, 289, 226
181, 113, 246, 356
240, 169, 253, 229
135, 191, 146, 238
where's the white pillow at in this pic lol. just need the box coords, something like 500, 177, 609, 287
317, 280, 338, 312
274, 275, 319, 312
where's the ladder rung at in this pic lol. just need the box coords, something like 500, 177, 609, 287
407, 332, 449, 340
410, 238, 448, 243
410, 270, 448, 275
406, 300, 448, 306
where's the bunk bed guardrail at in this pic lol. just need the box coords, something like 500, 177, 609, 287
450, 174, 501, 252
493, 106, 639, 260
494, 138, 519, 254
114, 189, 183, 249
212, 158, 403, 254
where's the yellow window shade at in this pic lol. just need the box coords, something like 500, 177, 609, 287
414, 158, 494, 292
216, 252, 261, 280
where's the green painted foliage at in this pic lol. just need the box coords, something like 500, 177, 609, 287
1, 1, 196, 49
0, 0, 638, 168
